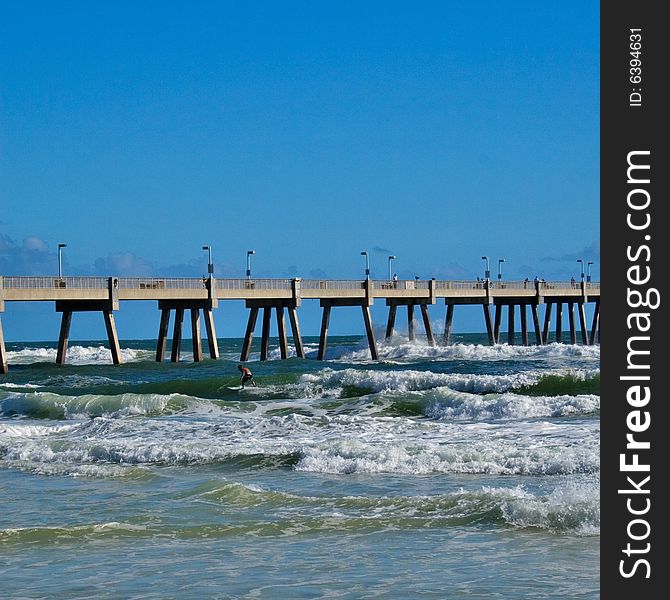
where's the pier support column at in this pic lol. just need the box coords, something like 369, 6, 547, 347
407, 304, 415, 341
578, 303, 589, 345
590, 300, 600, 345
318, 298, 378, 361
420, 305, 435, 346
555, 303, 563, 343
542, 303, 553, 344
241, 300, 303, 361
103, 310, 122, 365
520, 305, 529, 346
362, 305, 378, 360
483, 304, 494, 346
276, 307, 289, 360
191, 309, 202, 362
170, 308, 184, 363
240, 307, 259, 361
507, 304, 515, 345
156, 309, 170, 362
56, 311, 73, 365
158, 300, 218, 363
568, 302, 576, 344
260, 307, 271, 361
317, 305, 331, 360
288, 307, 305, 358
493, 305, 502, 344
443, 304, 454, 345
203, 309, 219, 359
531, 304, 543, 345
0, 317, 8, 374
385, 304, 397, 340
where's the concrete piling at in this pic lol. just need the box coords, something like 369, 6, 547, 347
443, 304, 454, 345
542, 303, 553, 345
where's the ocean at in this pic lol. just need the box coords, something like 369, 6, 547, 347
0, 333, 600, 599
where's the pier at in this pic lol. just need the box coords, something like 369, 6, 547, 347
0, 275, 600, 373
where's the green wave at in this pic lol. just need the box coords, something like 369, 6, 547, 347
516, 373, 600, 397
33, 372, 302, 400
1, 483, 598, 548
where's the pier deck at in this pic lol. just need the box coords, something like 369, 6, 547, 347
0, 276, 600, 373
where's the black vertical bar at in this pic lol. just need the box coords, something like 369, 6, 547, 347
602, 3, 667, 597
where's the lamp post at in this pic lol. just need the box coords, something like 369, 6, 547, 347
246, 250, 255, 279
577, 259, 585, 280
498, 258, 505, 281
587, 261, 594, 283
361, 251, 370, 279
388, 255, 396, 281
202, 245, 213, 275
57, 243, 67, 279
481, 256, 490, 280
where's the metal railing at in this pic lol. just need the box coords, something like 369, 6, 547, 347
301, 279, 366, 290
2, 276, 109, 289
118, 277, 207, 290
372, 280, 430, 290
216, 278, 293, 290
1, 275, 600, 293
434, 279, 488, 290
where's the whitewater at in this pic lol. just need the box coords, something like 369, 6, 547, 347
0, 333, 599, 598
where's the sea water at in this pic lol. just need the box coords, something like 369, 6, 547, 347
0, 334, 599, 599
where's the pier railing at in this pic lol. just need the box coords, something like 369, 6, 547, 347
1, 276, 601, 294
217, 278, 293, 290
2, 276, 110, 289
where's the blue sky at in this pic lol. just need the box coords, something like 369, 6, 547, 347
1, 1, 599, 341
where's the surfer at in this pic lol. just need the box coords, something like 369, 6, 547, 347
238, 364, 256, 388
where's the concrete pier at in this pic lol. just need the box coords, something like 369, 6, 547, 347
156, 300, 219, 363
318, 298, 378, 360
55, 300, 122, 365
0, 316, 7, 375
590, 299, 600, 344
555, 302, 563, 343
443, 304, 454, 345
542, 302, 553, 344
520, 305, 528, 346
240, 299, 304, 361
0, 275, 600, 372
531, 305, 543, 345
385, 298, 435, 346
483, 304, 495, 345
507, 305, 515, 345
493, 305, 502, 344
568, 302, 577, 344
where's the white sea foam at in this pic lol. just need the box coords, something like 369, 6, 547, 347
320, 340, 601, 363
0, 391, 195, 420
300, 366, 598, 395
6, 345, 147, 365
497, 480, 600, 535
421, 389, 600, 420
1, 403, 599, 478
294, 427, 599, 476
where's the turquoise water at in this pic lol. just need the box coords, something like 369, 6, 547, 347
1, 334, 599, 598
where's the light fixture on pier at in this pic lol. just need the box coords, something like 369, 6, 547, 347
481, 256, 490, 280
58, 243, 67, 279
577, 259, 585, 280
202, 246, 213, 275
498, 258, 505, 281
361, 251, 370, 280
388, 255, 396, 281
587, 261, 594, 283
246, 250, 255, 279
